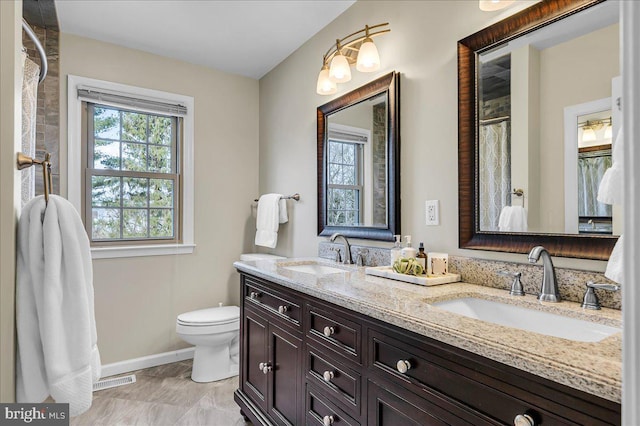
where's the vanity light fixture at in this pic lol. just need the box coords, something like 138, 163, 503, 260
316, 23, 390, 95
479, 0, 515, 12
604, 122, 613, 139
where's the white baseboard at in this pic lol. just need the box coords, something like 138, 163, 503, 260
100, 347, 195, 378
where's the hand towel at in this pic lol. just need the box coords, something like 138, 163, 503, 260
597, 128, 624, 283
255, 194, 283, 248
498, 206, 528, 232
598, 129, 623, 205
279, 198, 288, 224
16, 195, 101, 417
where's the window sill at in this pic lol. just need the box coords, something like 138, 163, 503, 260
91, 243, 196, 259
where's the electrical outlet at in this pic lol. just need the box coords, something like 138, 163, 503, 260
426, 200, 439, 226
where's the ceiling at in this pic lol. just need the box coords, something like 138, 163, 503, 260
55, 0, 356, 79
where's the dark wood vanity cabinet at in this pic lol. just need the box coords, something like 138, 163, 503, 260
235, 273, 621, 426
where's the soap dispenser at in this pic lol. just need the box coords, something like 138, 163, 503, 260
390, 235, 402, 266
401, 235, 417, 259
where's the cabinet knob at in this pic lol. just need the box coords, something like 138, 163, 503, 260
322, 370, 335, 382
323, 326, 335, 337
396, 360, 412, 374
258, 362, 272, 374
278, 305, 289, 314
323, 415, 335, 426
249, 291, 260, 299
514, 414, 535, 426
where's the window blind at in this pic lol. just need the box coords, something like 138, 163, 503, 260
77, 86, 187, 116
328, 129, 368, 144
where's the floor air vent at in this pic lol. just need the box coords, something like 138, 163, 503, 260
93, 374, 136, 392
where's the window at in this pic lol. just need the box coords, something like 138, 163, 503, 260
327, 139, 364, 226
86, 104, 180, 243
68, 75, 194, 258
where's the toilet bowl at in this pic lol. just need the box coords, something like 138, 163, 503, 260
176, 306, 240, 383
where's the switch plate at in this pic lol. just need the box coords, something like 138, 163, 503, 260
426, 200, 439, 226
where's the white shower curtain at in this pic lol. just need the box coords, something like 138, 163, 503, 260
21, 53, 40, 208
579, 153, 612, 217
479, 121, 511, 231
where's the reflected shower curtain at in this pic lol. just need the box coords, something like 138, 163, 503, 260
21, 53, 40, 208
479, 121, 511, 231
578, 154, 612, 217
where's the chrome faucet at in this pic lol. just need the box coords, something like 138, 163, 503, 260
528, 246, 561, 302
330, 233, 353, 264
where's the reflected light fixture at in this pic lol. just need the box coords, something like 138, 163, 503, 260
579, 117, 612, 144
317, 23, 390, 95
479, 0, 516, 11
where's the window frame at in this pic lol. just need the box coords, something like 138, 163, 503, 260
68, 75, 195, 259
326, 136, 365, 227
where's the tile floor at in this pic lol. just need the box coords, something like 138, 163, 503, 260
71, 360, 252, 426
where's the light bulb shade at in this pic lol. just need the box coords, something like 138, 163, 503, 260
604, 124, 613, 139
479, 0, 515, 11
582, 127, 597, 143
329, 54, 352, 83
316, 67, 337, 95
356, 39, 380, 72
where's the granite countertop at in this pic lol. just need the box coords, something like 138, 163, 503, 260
234, 257, 622, 403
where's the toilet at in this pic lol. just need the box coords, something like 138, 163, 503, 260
176, 253, 285, 383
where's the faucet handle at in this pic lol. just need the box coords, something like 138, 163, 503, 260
330, 247, 342, 263
581, 281, 619, 310
355, 249, 369, 267
498, 271, 525, 296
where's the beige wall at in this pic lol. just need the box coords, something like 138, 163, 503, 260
60, 34, 260, 363
258, 0, 607, 271
0, 0, 22, 402
538, 24, 619, 232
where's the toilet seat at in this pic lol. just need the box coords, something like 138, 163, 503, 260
177, 306, 239, 327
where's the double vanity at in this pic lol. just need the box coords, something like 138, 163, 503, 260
233, 257, 621, 426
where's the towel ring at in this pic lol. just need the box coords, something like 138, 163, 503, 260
17, 152, 53, 205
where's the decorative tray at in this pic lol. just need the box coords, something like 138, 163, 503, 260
364, 266, 461, 286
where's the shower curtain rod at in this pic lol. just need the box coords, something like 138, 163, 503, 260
22, 19, 47, 84
479, 115, 510, 125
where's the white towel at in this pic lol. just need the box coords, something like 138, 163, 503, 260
598, 129, 623, 205
597, 128, 624, 283
16, 195, 101, 416
498, 206, 528, 232
255, 194, 285, 248
278, 198, 288, 224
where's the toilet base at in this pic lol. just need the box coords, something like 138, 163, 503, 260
191, 344, 239, 383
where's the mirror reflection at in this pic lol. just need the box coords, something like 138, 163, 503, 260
326, 92, 388, 228
477, 1, 619, 235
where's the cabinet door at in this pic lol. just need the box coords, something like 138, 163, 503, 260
367, 380, 480, 426
242, 307, 269, 412
268, 322, 303, 426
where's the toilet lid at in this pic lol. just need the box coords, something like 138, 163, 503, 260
177, 306, 239, 326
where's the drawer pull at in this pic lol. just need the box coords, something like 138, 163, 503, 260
323, 326, 335, 337
322, 370, 335, 382
278, 305, 289, 314
249, 291, 261, 299
322, 415, 335, 426
258, 362, 272, 374
396, 360, 412, 374
513, 414, 535, 426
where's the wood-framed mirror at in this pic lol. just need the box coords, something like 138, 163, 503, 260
317, 71, 400, 241
458, 0, 618, 260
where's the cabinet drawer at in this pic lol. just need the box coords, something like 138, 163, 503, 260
306, 344, 361, 416
244, 276, 301, 327
306, 303, 361, 363
306, 383, 359, 426
369, 329, 597, 426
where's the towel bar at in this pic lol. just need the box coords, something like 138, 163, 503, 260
254, 193, 300, 203
17, 152, 53, 205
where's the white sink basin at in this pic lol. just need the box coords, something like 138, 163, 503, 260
432, 297, 620, 343
282, 263, 347, 275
